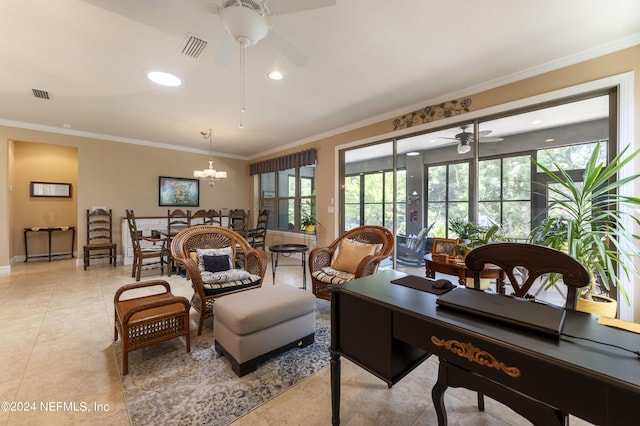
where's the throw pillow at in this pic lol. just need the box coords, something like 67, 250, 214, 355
197, 247, 233, 272
203, 254, 231, 273
330, 239, 378, 274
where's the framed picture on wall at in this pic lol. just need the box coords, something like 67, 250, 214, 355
159, 176, 199, 207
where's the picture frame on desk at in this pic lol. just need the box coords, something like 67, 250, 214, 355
432, 238, 457, 258
159, 176, 199, 207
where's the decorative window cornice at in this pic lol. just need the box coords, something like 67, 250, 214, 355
392, 98, 472, 130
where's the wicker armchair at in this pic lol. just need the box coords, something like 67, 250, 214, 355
170, 225, 267, 335
309, 225, 394, 301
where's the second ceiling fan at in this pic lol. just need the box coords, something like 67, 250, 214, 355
441, 125, 504, 153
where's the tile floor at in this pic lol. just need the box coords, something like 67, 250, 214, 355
0, 257, 591, 425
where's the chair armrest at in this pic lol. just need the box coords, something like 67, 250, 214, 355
245, 249, 267, 279
309, 247, 334, 272
114, 280, 171, 303
354, 254, 390, 278
122, 295, 190, 325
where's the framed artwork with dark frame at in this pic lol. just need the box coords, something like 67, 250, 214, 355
159, 176, 200, 207
431, 238, 457, 257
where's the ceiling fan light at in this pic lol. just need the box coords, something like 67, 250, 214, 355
457, 143, 471, 154
220, 5, 269, 46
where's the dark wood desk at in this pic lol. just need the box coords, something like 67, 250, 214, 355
24, 226, 75, 262
424, 253, 506, 293
330, 270, 640, 425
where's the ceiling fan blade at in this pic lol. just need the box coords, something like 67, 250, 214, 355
265, 29, 309, 67
214, 32, 236, 67
478, 137, 504, 143
266, 0, 335, 15
138, 0, 218, 14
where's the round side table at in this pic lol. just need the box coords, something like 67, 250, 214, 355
268, 244, 309, 289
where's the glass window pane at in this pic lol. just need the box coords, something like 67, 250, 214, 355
344, 204, 360, 231
503, 156, 531, 200
479, 159, 500, 201
277, 199, 294, 230
278, 168, 295, 197
300, 166, 315, 196
260, 172, 275, 195
428, 166, 446, 202
364, 204, 383, 226
344, 175, 361, 203
448, 163, 469, 202
364, 173, 383, 203
427, 202, 447, 237
502, 201, 531, 239
537, 142, 605, 171
478, 201, 500, 227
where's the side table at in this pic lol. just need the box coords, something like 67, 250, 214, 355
268, 244, 309, 290
424, 253, 506, 293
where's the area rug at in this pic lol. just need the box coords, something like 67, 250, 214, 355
114, 299, 331, 425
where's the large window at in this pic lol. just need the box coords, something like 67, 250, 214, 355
258, 165, 315, 230
344, 169, 405, 232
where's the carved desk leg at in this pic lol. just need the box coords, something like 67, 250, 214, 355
330, 350, 341, 425
432, 360, 449, 426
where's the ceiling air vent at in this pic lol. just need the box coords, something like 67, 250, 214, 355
32, 89, 50, 100
180, 33, 208, 59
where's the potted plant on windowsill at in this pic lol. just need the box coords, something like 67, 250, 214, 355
529, 142, 640, 317
301, 213, 316, 234
301, 197, 317, 234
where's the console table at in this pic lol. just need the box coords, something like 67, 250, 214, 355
330, 270, 640, 425
24, 226, 75, 262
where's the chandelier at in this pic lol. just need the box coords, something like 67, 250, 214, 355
193, 129, 227, 186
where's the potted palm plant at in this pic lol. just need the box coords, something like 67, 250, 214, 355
530, 142, 640, 316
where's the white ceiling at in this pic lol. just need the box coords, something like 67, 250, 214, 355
0, 0, 639, 159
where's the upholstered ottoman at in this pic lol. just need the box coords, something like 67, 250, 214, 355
213, 285, 315, 376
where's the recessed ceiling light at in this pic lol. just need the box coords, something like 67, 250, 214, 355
406, 151, 420, 156
147, 71, 183, 87
545, 138, 555, 142
268, 71, 284, 80
531, 120, 542, 125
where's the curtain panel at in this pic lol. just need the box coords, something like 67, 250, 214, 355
249, 148, 317, 175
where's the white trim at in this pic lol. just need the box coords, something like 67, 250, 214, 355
335, 72, 635, 320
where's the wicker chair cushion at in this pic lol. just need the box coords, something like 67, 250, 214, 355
201, 268, 252, 284
311, 269, 351, 285
321, 266, 355, 281
202, 272, 262, 295
197, 247, 233, 272
330, 239, 378, 274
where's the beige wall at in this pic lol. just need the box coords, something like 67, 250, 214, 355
0, 128, 250, 264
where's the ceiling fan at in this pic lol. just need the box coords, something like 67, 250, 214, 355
212, 0, 336, 67
441, 125, 504, 154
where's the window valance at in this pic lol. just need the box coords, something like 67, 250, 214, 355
249, 148, 317, 175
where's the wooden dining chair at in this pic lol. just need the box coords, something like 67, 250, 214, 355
83, 208, 117, 270
432, 242, 591, 425
167, 209, 191, 273
125, 210, 169, 281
